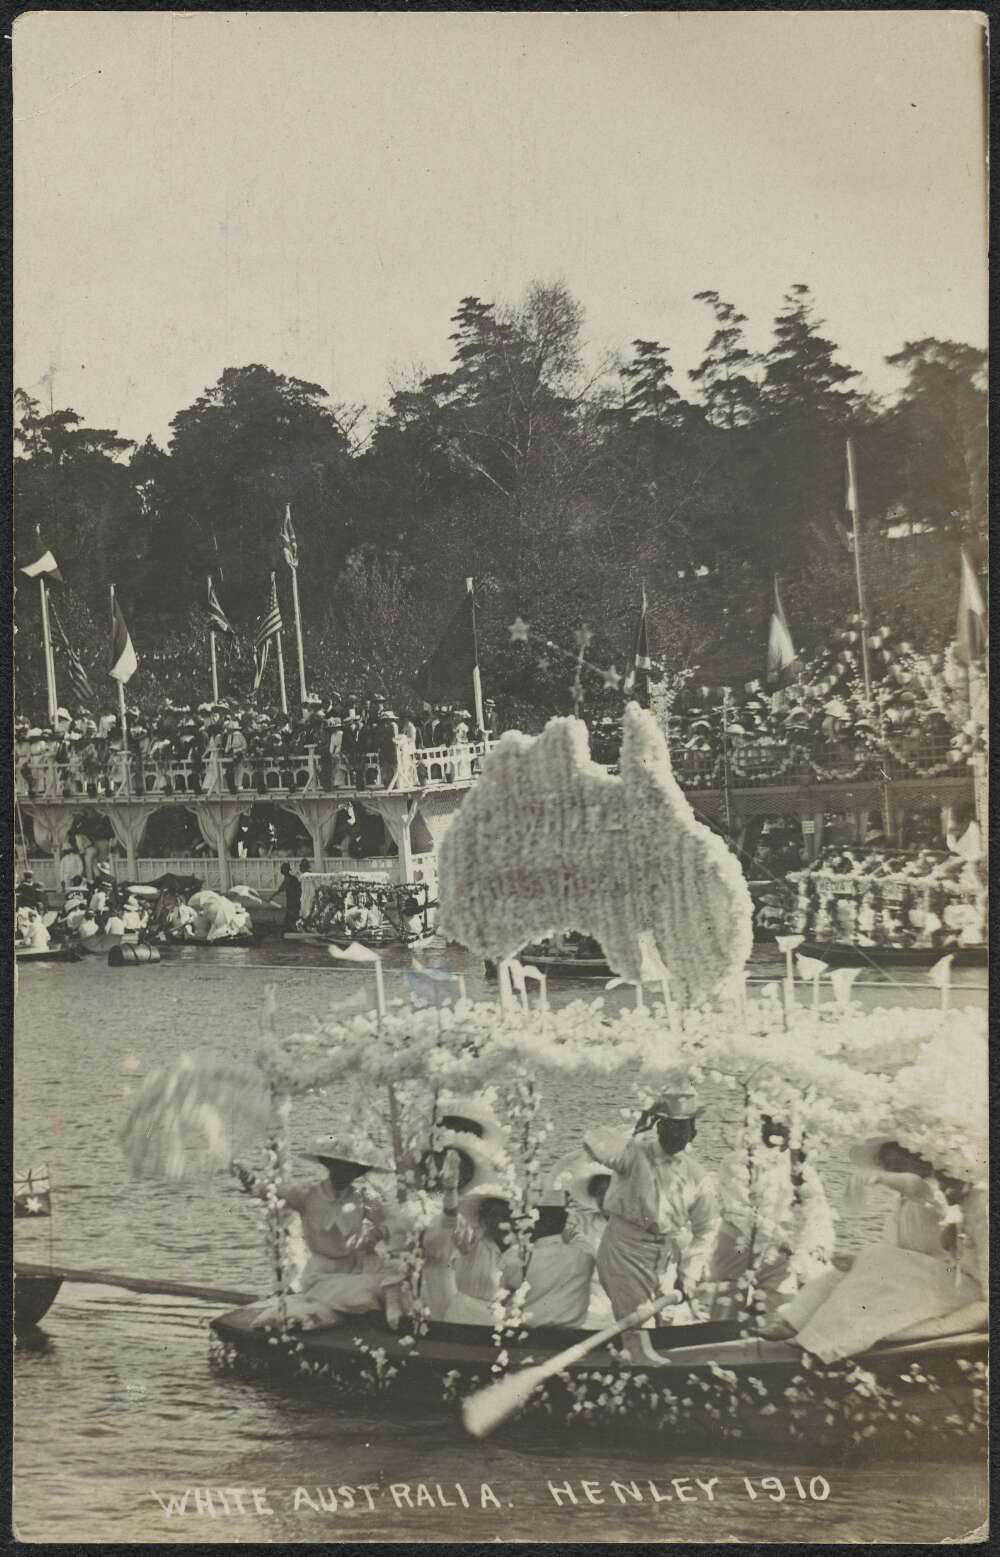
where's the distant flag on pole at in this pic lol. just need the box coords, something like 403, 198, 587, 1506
845, 439, 860, 517
623, 585, 653, 699
50, 605, 94, 706
766, 577, 800, 687
207, 575, 235, 637
253, 575, 283, 690
413, 588, 477, 706
14, 1165, 52, 1218
109, 594, 138, 683
954, 545, 987, 666
20, 549, 62, 582
280, 504, 299, 570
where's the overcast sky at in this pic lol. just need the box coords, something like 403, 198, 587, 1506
14, 10, 988, 449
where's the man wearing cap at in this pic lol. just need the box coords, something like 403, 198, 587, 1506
583, 1091, 718, 1350
236, 1133, 405, 1332
16, 871, 46, 913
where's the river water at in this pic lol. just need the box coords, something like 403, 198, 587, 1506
13, 942, 988, 1543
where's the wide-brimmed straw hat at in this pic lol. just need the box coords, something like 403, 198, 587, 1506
647, 1090, 705, 1121
301, 1133, 389, 1173
435, 1094, 507, 1153
848, 1137, 896, 1173
552, 1153, 612, 1211
458, 1181, 510, 1211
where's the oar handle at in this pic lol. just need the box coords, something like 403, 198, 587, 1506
535, 1290, 678, 1375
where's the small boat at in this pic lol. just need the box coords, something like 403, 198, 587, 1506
285, 928, 436, 950
14, 942, 81, 964
161, 931, 259, 949
800, 941, 988, 969
209, 1305, 986, 1452
14, 1271, 63, 1329
485, 951, 612, 980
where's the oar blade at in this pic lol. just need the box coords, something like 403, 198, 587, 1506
462, 1362, 547, 1439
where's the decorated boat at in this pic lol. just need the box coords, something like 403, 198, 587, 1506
485, 948, 612, 980
208, 1307, 985, 1453
118, 706, 988, 1458
290, 878, 434, 949
160, 930, 259, 948
787, 846, 987, 966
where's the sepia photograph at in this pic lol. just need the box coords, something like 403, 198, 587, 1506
11, 9, 988, 1544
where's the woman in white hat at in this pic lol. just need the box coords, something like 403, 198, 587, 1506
583, 1091, 718, 1354
552, 1155, 614, 1327
759, 1136, 987, 1360
237, 1134, 404, 1332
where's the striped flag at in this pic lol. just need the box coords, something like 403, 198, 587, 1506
253, 575, 283, 690
623, 585, 653, 699
109, 593, 138, 683
207, 575, 235, 637
21, 549, 62, 582
50, 606, 94, 706
954, 546, 986, 667
766, 577, 800, 687
280, 504, 298, 569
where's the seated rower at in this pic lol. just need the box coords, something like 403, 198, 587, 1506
423, 1182, 514, 1325
758, 1137, 987, 1361
707, 1113, 835, 1319
554, 1154, 614, 1328
498, 1186, 596, 1329
234, 1133, 405, 1332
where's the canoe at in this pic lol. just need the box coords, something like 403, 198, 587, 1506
14, 943, 81, 964
485, 954, 612, 980
800, 941, 987, 968
14, 1272, 63, 1329
209, 1305, 986, 1454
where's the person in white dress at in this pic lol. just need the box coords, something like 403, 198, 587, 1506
759, 1137, 987, 1361
236, 1134, 404, 1332
553, 1154, 614, 1328
707, 1114, 835, 1318
498, 1185, 596, 1329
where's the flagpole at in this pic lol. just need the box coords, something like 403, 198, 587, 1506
466, 577, 486, 732
272, 573, 288, 714
290, 561, 307, 707
845, 438, 872, 701
210, 631, 220, 703
38, 576, 58, 723
110, 584, 130, 795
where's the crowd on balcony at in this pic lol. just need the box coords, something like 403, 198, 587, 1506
14, 692, 493, 800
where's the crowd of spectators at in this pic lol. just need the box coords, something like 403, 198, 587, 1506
14, 692, 493, 800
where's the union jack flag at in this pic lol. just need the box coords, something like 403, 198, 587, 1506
207, 575, 235, 637
280, 504, 298, 570
14, 1165, 51, 1218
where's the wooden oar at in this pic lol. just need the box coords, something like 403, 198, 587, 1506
14, 1261, 254, 1307
462, 1291, 679, 1439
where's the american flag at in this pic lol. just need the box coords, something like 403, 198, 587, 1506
207, 575, 235, 637
50, 606, 94, 707
623, 584, 653, 697
253, 575, 283, 690
14, 1165, 51, 1218
280, 504, 298, 570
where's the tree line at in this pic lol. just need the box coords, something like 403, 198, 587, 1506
14, 280, 986, 720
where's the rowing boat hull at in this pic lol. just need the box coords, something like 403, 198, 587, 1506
800, 941, 987, 968
210, 1307, 986, 1455
14, 1273, 63, 1329
14, 944, 81, 964
484, 955, 612, 980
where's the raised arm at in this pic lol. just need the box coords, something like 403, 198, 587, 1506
581, 1126, 631, 1176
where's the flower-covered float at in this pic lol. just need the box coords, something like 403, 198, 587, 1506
119, 707, 987, 1454
786, 846, 987, 966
